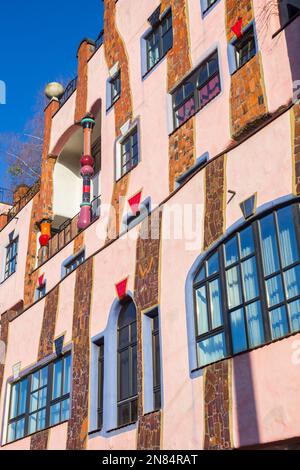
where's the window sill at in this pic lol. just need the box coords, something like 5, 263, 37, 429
107, 420, 137, 433
191, 328, 300, 374
88, 427, 103, 436
272, 11, 300, 39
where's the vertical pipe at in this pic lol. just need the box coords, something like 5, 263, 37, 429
78, 116, 95, 230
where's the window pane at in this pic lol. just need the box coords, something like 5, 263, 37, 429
241, 257, 259, 302
259, 214, 280, 276
53, 360, 62, 400
246, 301, 265, 348
119, 349, 130, 401
230, 308, 247, 354
131, 345, 137, 397
195, 267, 205, 283
226, 266, 242, 309
40, 367, 48, 388
239, 226, 255, 258
61, 398, 70, 421
37, 409, 46, 431
50, 403, 61, 426
39, 387, 47, 409
19, 379, 28, 416
207, 251, 219, 276
10, 383, 19, 419
283, 265, 300, 300
175, 97, 195, 126
195, 286, 209, 335
199, 74, 221, 108
162, 28, 172, 55
266, 274, 284, 307
197, 333, 226, 367
63, 355, 71, 395
153, 334, 161, 389
15, 418, 25, 440
29, 413, 37, 434
225, 237, 239, 267
288, 299, 300, 333
31, 371, 39, 392
269, 306, 289, 340
7, 423, 16, 443
209, 278, 223, 329
277, 206, 299, 267
118, 402, 130, 427
131, 322, 137, 343
30, 391, 38, 413
119, 326, 129, 349
131, 398, 138, 422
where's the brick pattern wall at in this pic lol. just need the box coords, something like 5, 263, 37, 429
203, 361, 232, 450
30, 285, 60, 450
104, 0, 133, 239
75, 40, 95, 123
203, 156, 226, 250
66, 257, 93, 450
137, 411, 162, 450
203, 155, 232, 449
293, 104, 300, 195
134, 211, 162, 449
226, 0, 268, 139
160, 0, 195, 192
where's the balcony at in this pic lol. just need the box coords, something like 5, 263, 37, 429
37, 195, 101, 266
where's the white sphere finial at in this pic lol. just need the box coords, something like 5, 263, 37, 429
44, 82, 64, 100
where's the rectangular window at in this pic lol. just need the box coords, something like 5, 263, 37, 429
172, 51, 221, 129
64, 251, 85, 276
5, 237, 19, 280
151, 312, 161, 410
110, 72, 121, 106
202, 0, 219, 15
279, 0, 300, 25
97, 341, 104, 430
234, 26, 256, 69
120, 128, 139, 178
145, 10, 172, 73
7, 354, 71, 443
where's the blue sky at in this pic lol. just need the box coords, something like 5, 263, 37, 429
0, 0, 104, 184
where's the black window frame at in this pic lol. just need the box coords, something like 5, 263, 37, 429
117, 300, 138, 427
145, 9, 173, 74
7, 353, 71, 444
149, 309, 161, 411
4, 236, 19, 280
120, 128, 139, 178
233, 25, 257, 70
64, 250, 85, 276
172, 51, 221, 130
110, 71, 121, 108
97, 340, 104, 430
193, 201, 300, 369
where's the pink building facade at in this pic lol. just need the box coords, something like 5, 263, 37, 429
0, 0, 300, 450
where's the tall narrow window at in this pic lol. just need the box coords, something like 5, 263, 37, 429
234, 26, 256, 69
5, 236, 18, 280
97, 340, 104, 430
151, 312, 161, 410
120, 129, 139, 178
117, 300, 137, 427
193, 202, 300, 369
145, 10, 173, 73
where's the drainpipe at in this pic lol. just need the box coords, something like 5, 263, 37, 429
78, 115, 96, 230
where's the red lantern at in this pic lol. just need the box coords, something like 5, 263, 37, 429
39, 220, 51, 247
39, 234, 50, 247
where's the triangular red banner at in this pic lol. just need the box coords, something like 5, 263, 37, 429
231, 18, 243, 39
115, 278, 128, 300
128, 191, 142, 216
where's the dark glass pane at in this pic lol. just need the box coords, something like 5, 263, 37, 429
175, 87, 184, 107
162, 28, 173, 55
119, 349, 130, 401
119, 326, 129, 349
175, 97, 195, 126
154, 390, 161, 410
269, 306, 289, 339
197, 332, 226, 367
225, 237, 239, 267
131, 322, 137, 343
259, 214, 280, 276
207, 251, 219, 276
277, 206, 299, 267
195, 266, 205, 283
198, 63, 208, 86
118, 402, 130, 426
63, 355, 71, 395
153, 334, 161, 388
152, 314, 159, 331
230, 308, 247, 354
208, 54, 219, 76
246, 301, 265, 348
239, 226, 255, 258
118, 301, 137, 328
199, 74, 221, 108
131, 345, 137, 396
131, 398, 138, 422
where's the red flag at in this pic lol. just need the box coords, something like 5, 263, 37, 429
38, 274, 44, 287
115, 278, 128, 300
128, 191, 142, 216
231, 18, 243, 39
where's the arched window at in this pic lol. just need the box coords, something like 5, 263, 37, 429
117, 299, 137, 426
193, 202, 300, 368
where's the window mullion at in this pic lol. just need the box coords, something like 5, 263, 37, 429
24, 376, 31, 437
46, 363, 53, 429
219, 245, 232, 357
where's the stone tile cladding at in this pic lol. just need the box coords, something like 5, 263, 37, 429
203, 155, 232, 449
23, 99, 59, 308
203, 361, 232, 450
134, 210, 162, 449
66, 257, 93, 450
225, 0, 268, 139
161, 0, 196, 192
30, 286, 60, 450
293, 103, 300, 195
104, 0, 133, 239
